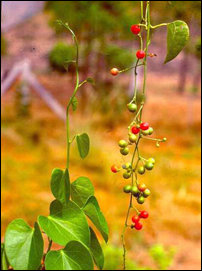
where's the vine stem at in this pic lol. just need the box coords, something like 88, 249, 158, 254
122, 1, 151, 269
59, 22, 81, 169
46, 238, 53, 254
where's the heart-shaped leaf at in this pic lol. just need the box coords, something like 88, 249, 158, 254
5, 219, 43, 270
71, 177, 95, 208
71, 96, 78, 112
164, 20, 189, 63
1, 244, 9, 270
45, 241, 94, 270
51, 168, 70, 205
90, 228, 104, 270
76, 133, 90, 159
83, 196, 109, 243
38, 200, 90, 247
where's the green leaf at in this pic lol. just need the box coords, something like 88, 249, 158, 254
90, 228, 104, 270
51, 168, 70, 205
4, 219, 44, 270
71, 96, 78, 111
1, 244, 9, 270
76, 133, 90, 159
164, 20, 189, 63
71, 176, 95, 208
86, 77, 95, 85
45, 241, 94, 270
83, 196, 109, 243
38, 200, 90, 247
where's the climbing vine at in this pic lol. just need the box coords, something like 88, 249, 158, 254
110, 1, 189, 270
2, 23, 108, 271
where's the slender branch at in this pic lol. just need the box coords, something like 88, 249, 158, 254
46, 239, 53, 254
151, 23, 168, 29
122, 136, 140, 270
60, 23, 80, 169
120, 63, 144, 74
140, 1, 151, 120
131, 60, 140, 104
122, 2, 151, 269
140, 1, 144, 22
142, 136, 165, 142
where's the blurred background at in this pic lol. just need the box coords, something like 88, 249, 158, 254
1, 1, 201, 270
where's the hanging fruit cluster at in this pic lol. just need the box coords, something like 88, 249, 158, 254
110, 22, 167, 231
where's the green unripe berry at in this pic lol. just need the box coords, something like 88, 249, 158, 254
148, 158, 155, 164
119, 140, 128, 148
148, 127, 154, 135
145, 162, 154, 170
142, 129, 150, 136
127, 103, 137, 113
123, 185, 132, 193
137, 196, 145, 204
125, 162, 132, 169
163, 137, 167, 142
138, 166, 146, 175
156, 142, 160, 148
129, 134, 137, 143
120, 148, 129, 156
123, 172, 131, 179
143, 188, 151, 198
131, 186, 140, 197
122, 163, 131, 169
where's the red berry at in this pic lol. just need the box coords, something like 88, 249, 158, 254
140, 122, 150, 130
138, 183, 147, 192
110, 68, 119, 76
131, 126, 140, 135
131, 24, 141, 35
111, 165, 118, 173
132, 215, 140, 224
139, 211, 149, 219
134, 222, 143, 230
136, 50, 146, 59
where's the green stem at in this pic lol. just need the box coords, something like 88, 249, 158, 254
122, 136, 140, 270
142, 136, 164, 142
46, 239, 53, 254
131, 60, 140, 104
140, 1, 151, 120
140, 1, 144, 22
62, 23, 80, 169
120, 63, 144, 74
151, 23, 168, 29
122, 2, 151, 269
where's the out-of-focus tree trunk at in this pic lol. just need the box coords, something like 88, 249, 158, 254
178, 52, 189, 93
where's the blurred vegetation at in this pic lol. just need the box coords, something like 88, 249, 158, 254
1, 34, 7, 55
104, 44, 135, 70
45, 0, 201, 103
49, 42, 76, 72
45, 1, 139, 103
103, 243, 176, 270
149, 244, 176, 270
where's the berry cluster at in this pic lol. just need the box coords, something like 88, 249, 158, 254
131, 211, 149, 230
110, 23, 167, 232
123, 183, 151, 205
